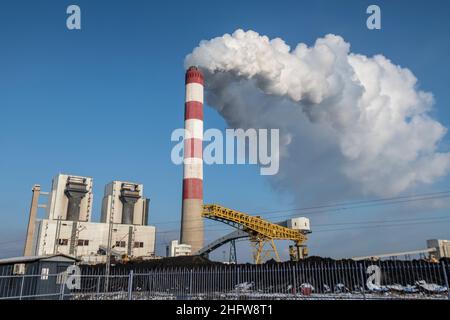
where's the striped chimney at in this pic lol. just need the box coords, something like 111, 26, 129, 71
180, 66, 204, 253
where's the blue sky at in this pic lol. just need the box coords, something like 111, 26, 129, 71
1, 0, 450, 260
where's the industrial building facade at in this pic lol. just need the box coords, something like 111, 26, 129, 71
27, 174, 156, 264
166, 240, 192, 257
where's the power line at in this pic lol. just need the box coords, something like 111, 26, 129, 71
315, 215, 450, 227
253, 190, 450, 215
155, 217, 450, 247
313, 217, 450, 233
0, 239, 25, 247
258, 194, 450, 219
149, 190, 450, 226
3, 190, 449, 249
151, 192, 450, 235
4, 217, 446, 252
154, 212, 450, 236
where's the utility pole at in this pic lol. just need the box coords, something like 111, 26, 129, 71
73, 224, 86, 258
53, 216, 62, 254
229, 240, 237, 264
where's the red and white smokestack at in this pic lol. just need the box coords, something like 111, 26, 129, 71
180, 66, 204, 253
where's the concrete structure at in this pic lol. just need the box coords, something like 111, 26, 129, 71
23, 185, 41, 256
32, 219, 155, 264
101, 181, 149, 225
166, 240, 192, 257
287, 217, 311, 232
427, 239, 450, 259
180, 66, 204, 253
46, 174, 93, 222
352, 248, 437, 261
26, 175, 156, 264
352, 239, 450, 261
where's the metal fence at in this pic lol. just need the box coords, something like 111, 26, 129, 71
1, 260, 449, 300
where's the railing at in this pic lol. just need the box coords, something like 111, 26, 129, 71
0, 260, 449, 300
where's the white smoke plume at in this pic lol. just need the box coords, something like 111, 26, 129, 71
185, 29, 450, 201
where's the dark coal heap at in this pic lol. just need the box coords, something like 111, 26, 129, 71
81, 255, 450, 274
84, 255, 220, 272
125, 255, 221, 267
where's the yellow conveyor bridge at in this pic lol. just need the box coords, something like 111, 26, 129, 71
202, 204, 309, 264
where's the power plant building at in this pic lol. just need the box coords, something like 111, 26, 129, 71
32, 220, 155, 264
46, 174, 93, 222
427, 239, 450, 259
100, 181, 149, 225
166, 240, 192, 257
26, 174, 156, 264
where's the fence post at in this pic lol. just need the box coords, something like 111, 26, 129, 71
292, 264, 297, 296
19, 275, 25, 300
59, 276, 66, 300
237, 265, 240, 300
128, 270, 134, 300
96, 275, 101, 299
189, 269, 193, 299
441, 261, 450, 300
358, 263, 366, 300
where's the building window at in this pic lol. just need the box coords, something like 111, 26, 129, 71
56, 271, 68, 284
41, 268, 49, 280
58, 239, 68, 246
115, 241, 126, 248
77, 239, 89, 246
13, 263, 26, 275
134, 242, 144, 248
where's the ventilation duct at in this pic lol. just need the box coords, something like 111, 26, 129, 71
120, 183, 140, 225
64, 176, 88, 221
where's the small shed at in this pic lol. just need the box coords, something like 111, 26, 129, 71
0, 254, 79, 299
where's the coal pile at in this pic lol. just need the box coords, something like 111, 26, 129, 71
81, 255, 219, 273
127, 255, 221, 267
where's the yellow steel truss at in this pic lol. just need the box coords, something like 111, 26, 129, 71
250, 238, 281, 264
202, 204, 308, 264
